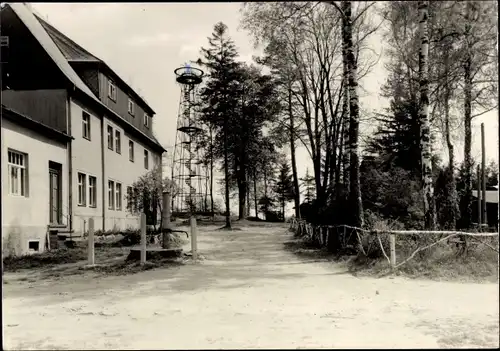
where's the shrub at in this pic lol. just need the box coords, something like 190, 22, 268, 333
3, 247, 86, 271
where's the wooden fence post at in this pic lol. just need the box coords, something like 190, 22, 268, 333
389, 233, 396, 269
162, 191, 172, 249
140, 213, 147, 265
190, 216, 198, 261
88, 218, 94, 266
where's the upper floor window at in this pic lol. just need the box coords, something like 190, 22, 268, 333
115, 130, 121, 154
82, 111, 91, 140
108, 80, 117, 101
129, 141, 135, 162
107, 125, 114, 150
128, 98, 135, 116
144, 113, 149, 128
144, 149, 149, 170
8, 150, 28, 196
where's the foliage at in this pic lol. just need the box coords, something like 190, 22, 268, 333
366, 99, 422, 175
258, 195, 276, 220
241, 2, 379, 227
126, 165, 178, 227
360, 156, 424, 230
434, 167, 460, 230
274, 159, 295, 221
197, 22, 282, 221
300, 168, 316, 204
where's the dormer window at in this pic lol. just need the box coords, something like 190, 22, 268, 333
108, 80, 116, 101
144, 113, 149, 128
128, 98, 135, 116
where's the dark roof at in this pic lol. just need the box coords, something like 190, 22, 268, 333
4, 4, 165, 154
35, 14, 100, 62
1, 104, 73, 142
34, 14, 156, 116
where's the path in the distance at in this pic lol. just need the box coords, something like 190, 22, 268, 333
3, 224, 499, 349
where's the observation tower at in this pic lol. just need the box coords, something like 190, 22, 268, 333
171, 64, 207, 217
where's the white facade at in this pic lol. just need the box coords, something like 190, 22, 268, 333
70, 98, 161, 235
1, 118, 69, 256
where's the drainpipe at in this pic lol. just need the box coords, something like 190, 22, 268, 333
101, 115, 106, 231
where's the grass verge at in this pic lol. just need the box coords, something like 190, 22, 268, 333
2, 244, 185, 280
284, 236, 499, 283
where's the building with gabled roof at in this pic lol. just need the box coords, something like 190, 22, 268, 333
1, 3, 166, 253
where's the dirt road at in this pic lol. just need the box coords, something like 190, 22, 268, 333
3, 224, 499, 349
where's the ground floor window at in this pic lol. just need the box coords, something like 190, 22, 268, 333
115, 182, 122, 210
108, 180, 115, 210
78, 173, 86, 206
89, 176, 97, 207
8, 149, 28, 196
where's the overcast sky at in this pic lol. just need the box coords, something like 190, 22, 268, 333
30, 2, 498, 210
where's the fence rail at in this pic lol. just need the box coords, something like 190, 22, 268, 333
289, 218, 499, 269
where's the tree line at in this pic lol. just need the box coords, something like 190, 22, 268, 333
127, 1, 498, 235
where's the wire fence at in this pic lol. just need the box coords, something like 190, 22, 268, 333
289, 218, 499, 269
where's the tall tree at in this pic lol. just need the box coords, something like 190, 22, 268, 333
197, 22, 241, 229
417, 1, 436, 230
457, 0, 498, 228
301, 168, 316, 204
274, 159, 295, 221
242, 2, 378, 225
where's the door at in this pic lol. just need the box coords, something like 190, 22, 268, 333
49, 163, 62, 224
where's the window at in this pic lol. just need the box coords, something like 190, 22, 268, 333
126, 186, 133, 211
89, 176, 97, 208
28, 240, 40, 252
78, 173, 86, 206
115, 130, 121, 154
8, 150, 27, 196
129, 141, 134, 162
108, 80, 116, 101
115, 183, 122, 210
144, 149, 149, 169
128, 98, 135, 116
82, 111, 91, 140
107, 125, 113, 150
144, 113, 149, 128
108, 180, 115, 210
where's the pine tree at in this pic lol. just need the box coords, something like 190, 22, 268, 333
300, 169, 316, 204
197, 22, 241, 229
274, 160, 295, 221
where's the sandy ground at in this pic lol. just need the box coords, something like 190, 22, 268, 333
3, 223, 499, 349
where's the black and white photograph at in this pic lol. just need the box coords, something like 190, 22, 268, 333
1, 1, 499, 349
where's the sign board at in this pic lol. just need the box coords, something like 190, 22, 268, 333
0, 36, 9, 47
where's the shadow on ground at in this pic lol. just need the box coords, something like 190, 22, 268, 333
3, 224, 353, 303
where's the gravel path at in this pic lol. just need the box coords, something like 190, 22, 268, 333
3, 224, 499, 349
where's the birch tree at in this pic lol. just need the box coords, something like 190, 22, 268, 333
418, 1, 436, 230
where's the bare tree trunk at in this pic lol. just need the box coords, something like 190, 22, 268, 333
443, 46, 458, 230
246, 176, 251, 218
223, 114, 231, 228
209, 126, 215, 215
253, 168, 258, 218
237, 161, 247, 220
342, 42, 350, 194
418, 0, 436, 230
289, 87, 301, 219
461, 1, 473, 229
343, 1, 363, 228
263, 170, 268, 221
